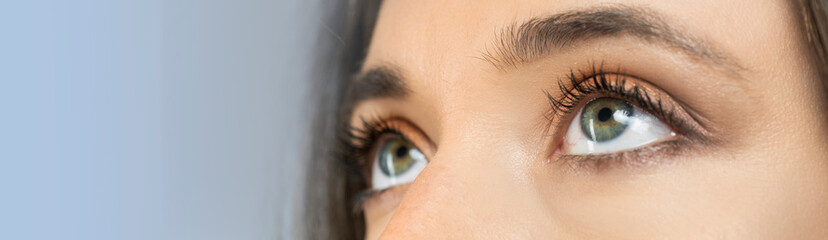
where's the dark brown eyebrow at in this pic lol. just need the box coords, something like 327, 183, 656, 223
483, 6, 744, 74
346, 65, 408, 103
340, 65, 407, 124
350, 6, 745, 105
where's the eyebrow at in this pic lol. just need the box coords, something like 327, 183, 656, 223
345, 65, 408, 106
351, 6, 744, 103
484, 6, 743, 72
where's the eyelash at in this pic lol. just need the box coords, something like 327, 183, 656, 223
341, 64, 711, 206
337, 116, 403, 210
545, 63, 707, 171
547, 65, 676, 127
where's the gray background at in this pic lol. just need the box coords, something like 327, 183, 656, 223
0, 0, 320, 239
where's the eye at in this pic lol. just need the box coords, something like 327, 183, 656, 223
371, 133, 428, 190
560, 97, 677, 154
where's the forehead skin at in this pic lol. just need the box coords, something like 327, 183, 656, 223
358, 0, 828, 239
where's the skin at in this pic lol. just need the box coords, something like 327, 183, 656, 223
350, 0, 828, 239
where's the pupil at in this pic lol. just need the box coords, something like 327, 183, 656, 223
597, 107, 613, 122
395, 145, 408, 158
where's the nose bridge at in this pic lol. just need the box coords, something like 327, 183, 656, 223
378, 124, 540, 239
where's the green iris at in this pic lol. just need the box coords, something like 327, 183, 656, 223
378, 136, 419, 177
580, 98, 633, 142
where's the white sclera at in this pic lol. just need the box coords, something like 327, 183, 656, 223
561, 104, 676, 155
371, 145, 428, 190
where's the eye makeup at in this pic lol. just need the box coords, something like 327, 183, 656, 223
341, 62, 717, 208
337, 115, 430, 211
545, 62, 713, 173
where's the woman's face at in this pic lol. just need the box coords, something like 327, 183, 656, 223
348, 0, 828, 239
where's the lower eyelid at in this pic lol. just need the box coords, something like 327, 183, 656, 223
552, 137, 690, 174
357, 183, 411, 213
543, 72, 717, 174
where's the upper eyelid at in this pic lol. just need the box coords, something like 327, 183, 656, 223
544, 73, 714, 174
547, 67, 627, 116
349, 116, 436, 159
544, 68, 706, 141
546, 68, 639, 121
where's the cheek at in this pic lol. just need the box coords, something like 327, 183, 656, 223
363, 185, 409, 240
543, 147, 828, 238
364, 208, 394, 240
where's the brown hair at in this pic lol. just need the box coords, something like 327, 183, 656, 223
303, 1, 828, 239
801, 0, 828, 89
303, 0, 381, 239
